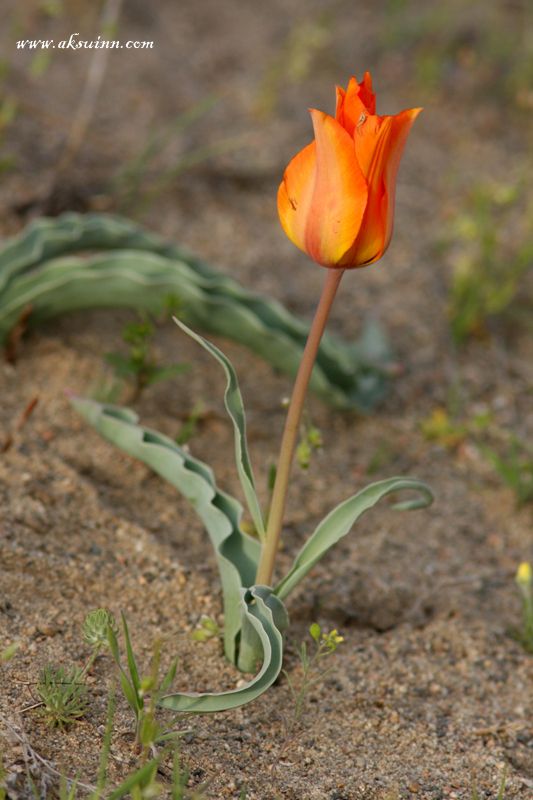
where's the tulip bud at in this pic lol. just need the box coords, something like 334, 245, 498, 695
278, 72, 421, 269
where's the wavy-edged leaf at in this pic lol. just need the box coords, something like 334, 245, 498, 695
159, 586, 287, 713
0, 212, 393, 410
274, 477, 434, 600
70, 397, 260, 666
174, 317, 265, 541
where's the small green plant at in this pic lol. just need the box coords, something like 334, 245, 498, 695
34, 608, 114, 729
484, 439, 533, 507
37, 665, 89, 729
106, 613, 179, 754
445, 182, 533, 344
296, 415, 323, 470
0, 642, 19, 662
420, 407, 492, 450
176, 402, 205, 446
514, 562, 533, 653
191, 615, 221, 643
6, 684, 205, 799
284, 624, 344, 722
58, 773, 80, 800
420, 405, 533, 506
90, 688, 116, 799
105, 312, 188, 401
101, 746, 208, 800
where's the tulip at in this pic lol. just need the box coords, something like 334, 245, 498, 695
277, 72, 421, 268
256, 75, 422, 587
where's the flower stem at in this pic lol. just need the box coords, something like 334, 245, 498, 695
255, 268, 345, 586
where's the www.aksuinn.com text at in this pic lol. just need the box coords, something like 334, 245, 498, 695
16, 33, 153, 50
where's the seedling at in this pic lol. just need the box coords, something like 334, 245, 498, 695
296, 415, 323, 470
484, 439, 533, 507
421, 407, 533, 506
421, 407, 493, 449
105, 312, 188, 401
106, 613, 179, 754
176, 402, 205, 446
0, 642, 19, 662
58, 773, 80, 800
37, 665, 89, 729
35, 608, 116, 728
284, 624, 344, 722
191, 615, 221, 643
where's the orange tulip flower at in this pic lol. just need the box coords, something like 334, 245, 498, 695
278, 72, 421, 268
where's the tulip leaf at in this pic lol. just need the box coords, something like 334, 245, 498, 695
0, 212, 392, 411
274, 477, 434, 601
174, 317, 265, 541
69, 396, 260, 665
159, 586, 286, 713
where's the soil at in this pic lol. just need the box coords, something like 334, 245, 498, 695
0, 1, 532, 798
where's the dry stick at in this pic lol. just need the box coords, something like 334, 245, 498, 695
1, 396, 39, 453
4, 304, 33, 364
54, 0, 124, 178
255, 268, 345, 586
0, 713, 97, 793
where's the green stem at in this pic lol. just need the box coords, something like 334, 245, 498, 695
80, 647, 100, 679
255, 268, 345, 586
523, 594, 533, 646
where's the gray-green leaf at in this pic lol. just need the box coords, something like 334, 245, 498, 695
159, 587, 286, 713
274, 477, 434, 600
70, 397, 260, 666
0, 212, 393, 410
174, 317, 265, 541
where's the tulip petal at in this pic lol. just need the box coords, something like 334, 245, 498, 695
380, 108, 422, 250
278, 112, 368, 267
336, 74, 377, 136
277, 140, 317, 253
343, 107, 421, 266
305, 110, 368, 266
353, 112, 385, 179
358, 71, 376, 115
